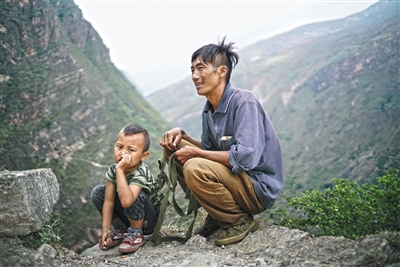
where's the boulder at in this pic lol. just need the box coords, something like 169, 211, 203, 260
0, 169, 59, 237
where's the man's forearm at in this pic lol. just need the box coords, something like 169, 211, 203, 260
197, 149, 232, 168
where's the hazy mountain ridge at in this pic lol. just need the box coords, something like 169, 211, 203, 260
0, 0, 170, 250
238, 0, 393, 64
147, 0, 399, 189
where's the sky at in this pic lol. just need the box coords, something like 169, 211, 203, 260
73, 0, 378, 96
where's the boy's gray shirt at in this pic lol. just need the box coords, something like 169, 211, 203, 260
200, 83, 284, 209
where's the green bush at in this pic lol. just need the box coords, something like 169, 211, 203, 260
276, 168, 399, 239
20, 213, 64, 249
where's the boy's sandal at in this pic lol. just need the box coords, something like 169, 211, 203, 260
111, 228, 127, 241
102, 229, 127, 249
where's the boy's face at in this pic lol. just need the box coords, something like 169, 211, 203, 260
113, 132, 149, 174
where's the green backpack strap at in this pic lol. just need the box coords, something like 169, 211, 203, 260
151, 157, 172, 245
168, 155, 198, 240
151, 154, 198, 245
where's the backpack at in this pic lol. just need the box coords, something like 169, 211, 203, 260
151, 154, 198, 245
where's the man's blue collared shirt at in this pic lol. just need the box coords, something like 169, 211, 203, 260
200, 83, 284, 209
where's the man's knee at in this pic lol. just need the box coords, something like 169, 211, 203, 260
183, 158, 209, 188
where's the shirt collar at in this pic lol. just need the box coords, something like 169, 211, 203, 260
203, 83, 235, 114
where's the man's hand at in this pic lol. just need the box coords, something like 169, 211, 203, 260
160, 128, 183, 151
175, 145, 200, 164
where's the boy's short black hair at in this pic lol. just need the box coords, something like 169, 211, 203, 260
121, 124, 151, 152
191, 36, 239, 83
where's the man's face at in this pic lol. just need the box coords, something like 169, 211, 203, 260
191, 57, 221, 97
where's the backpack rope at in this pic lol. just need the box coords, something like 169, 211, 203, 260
151, 154, 198, 245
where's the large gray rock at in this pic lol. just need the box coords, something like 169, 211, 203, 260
0, 169, 59, 237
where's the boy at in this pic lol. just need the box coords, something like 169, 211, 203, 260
91, 124, 160, 253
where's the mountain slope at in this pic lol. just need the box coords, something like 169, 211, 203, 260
147, 0, 399, 189
0, 0, 170, 250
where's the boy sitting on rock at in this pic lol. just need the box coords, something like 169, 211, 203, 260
91, 124, 160, 253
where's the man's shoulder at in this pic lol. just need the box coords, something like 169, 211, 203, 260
231, 87, 258, 103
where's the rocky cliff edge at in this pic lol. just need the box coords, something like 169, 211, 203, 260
0, 169, 399, 267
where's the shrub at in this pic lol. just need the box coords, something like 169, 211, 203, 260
276, 168, 399, 239
20, 213, 64, 249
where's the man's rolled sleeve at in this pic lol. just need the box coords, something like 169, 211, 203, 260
229, 144, 247, 173
228, 102, 265, 173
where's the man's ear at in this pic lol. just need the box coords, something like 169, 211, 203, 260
141, 151, 150, 161
218, 65, 228, 78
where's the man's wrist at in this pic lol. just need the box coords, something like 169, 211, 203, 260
181, 131, 188, 141
182, 129, 193, 142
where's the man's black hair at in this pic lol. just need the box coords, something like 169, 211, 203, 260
191, 36, 239, 83
120, 124, 151, 152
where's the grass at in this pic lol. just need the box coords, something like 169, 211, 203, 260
20, 213, 64, 249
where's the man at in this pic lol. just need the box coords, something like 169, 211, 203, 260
159, 37, 284, 246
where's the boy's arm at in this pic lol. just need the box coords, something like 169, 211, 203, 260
99, 181, 116, 250
115, 168, 142, 208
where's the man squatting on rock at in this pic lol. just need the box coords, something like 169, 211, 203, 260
91, 124, 162, 253
160, 37, 285, 246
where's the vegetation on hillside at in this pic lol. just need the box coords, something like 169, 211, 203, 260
270, 168, 399, 239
